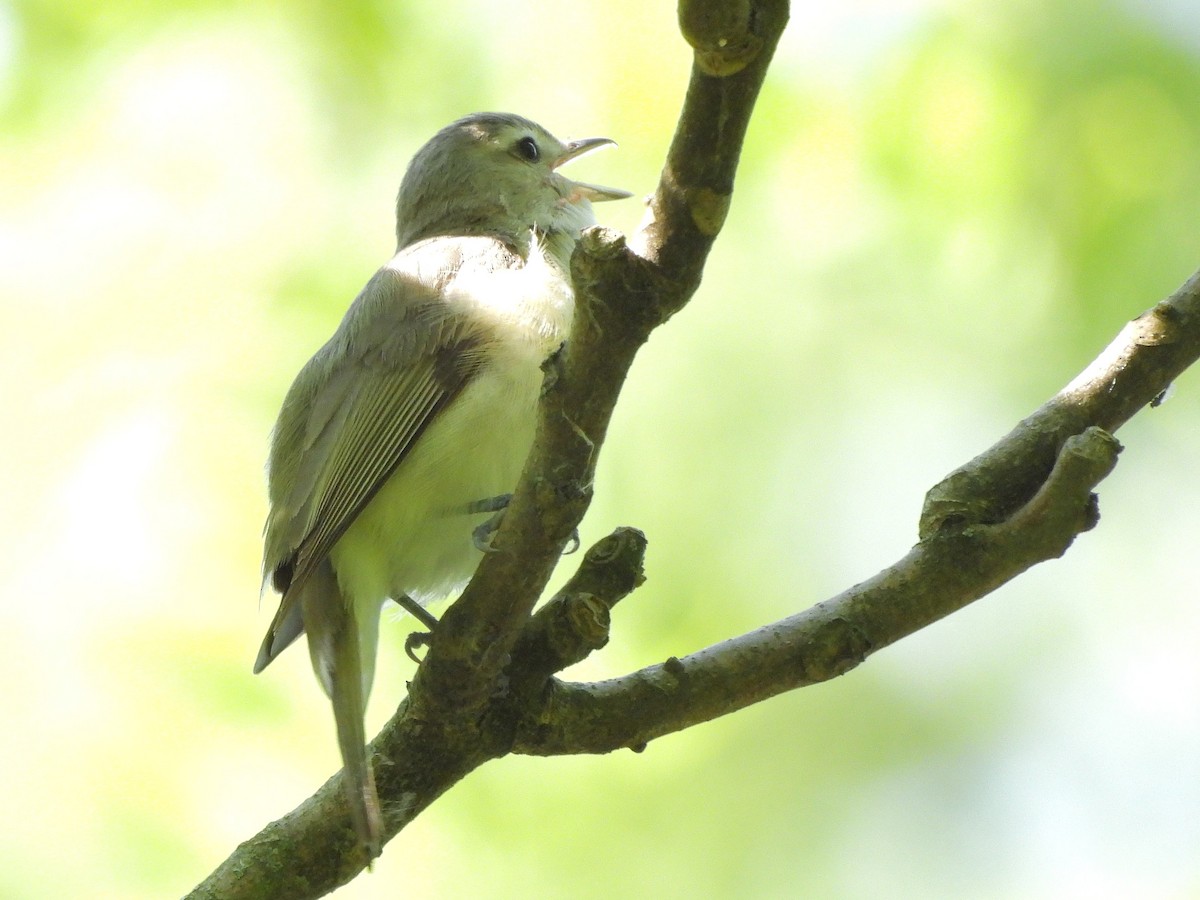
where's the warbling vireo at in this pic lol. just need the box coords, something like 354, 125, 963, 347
254, 113, 630, 856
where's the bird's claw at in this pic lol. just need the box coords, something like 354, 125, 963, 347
563, 529, 580, 554
404, 630, 432, 664
473, 514, 504, 553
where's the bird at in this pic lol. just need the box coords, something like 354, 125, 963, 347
253, 112, 630, 857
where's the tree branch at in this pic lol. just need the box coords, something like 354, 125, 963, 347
514, 426, 1122, 755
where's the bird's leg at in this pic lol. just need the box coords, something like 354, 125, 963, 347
394, 594, 439, 630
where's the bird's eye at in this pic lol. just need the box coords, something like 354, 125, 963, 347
515, 136, 540, 162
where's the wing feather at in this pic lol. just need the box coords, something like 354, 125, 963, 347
293, 363, 447, 582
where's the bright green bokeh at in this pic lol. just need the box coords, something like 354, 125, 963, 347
2, 1, 1199, 897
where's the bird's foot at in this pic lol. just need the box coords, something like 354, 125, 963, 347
469, 494, 511, 553
467, 492, 579, 554
395, 594, 438, 664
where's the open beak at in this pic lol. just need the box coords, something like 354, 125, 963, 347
553, 137, 633, 202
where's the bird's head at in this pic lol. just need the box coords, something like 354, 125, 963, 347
394, 112, 631, 258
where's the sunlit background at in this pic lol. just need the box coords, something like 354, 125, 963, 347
2, 0, 1199, 896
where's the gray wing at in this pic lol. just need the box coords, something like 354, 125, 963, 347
254, 240, 512, 671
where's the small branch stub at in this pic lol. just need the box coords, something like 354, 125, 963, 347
689, 187, 731, 237
512, 527, 648, 678
678, 0, 763, 76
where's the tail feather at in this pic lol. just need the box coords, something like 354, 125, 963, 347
300, 559, 384, 858
252, 594, 306, 674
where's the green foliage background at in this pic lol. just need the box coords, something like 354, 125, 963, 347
2, 0, 1199, 896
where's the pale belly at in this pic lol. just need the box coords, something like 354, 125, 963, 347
328, 358, 541, 611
